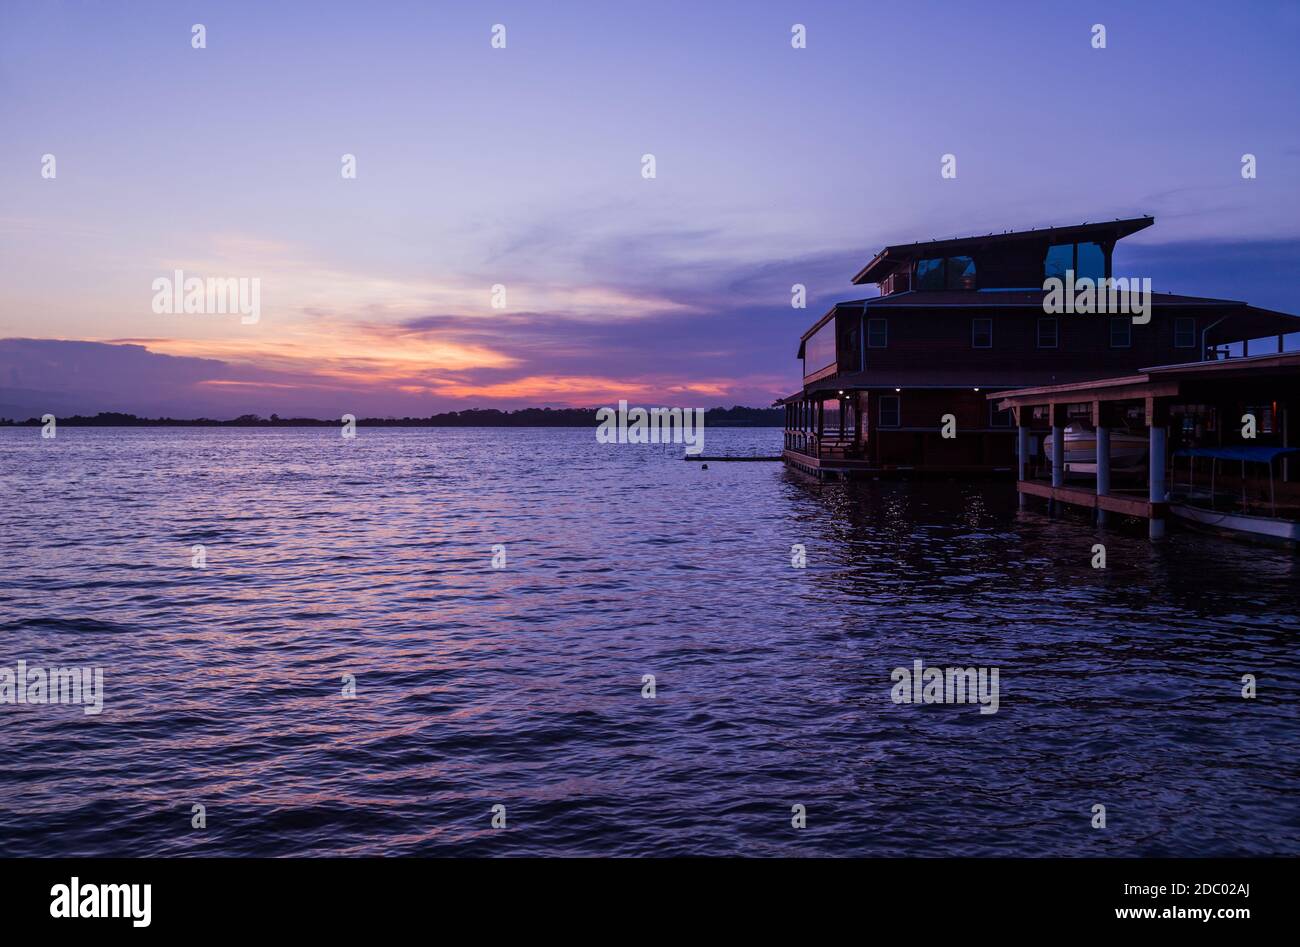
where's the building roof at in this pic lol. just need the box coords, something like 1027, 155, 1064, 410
852, 216, 1155, 285
798, 300, 867, 343
986, 350, 1300, 408
802, 368, 1112, 395
862, 289, 1250, 309
794, 292, 1299, 360
779, 362, 1139, 401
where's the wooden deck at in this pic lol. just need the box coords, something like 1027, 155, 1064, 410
783, 448, 1013, 480
1016, 478, 1159, 518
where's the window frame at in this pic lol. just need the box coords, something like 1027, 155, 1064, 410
945, 255, 976, 291
1045, 241, 1107, 282
1075, 241, 1106, 282
914, 255, 977, 291
866, 317, 888, 349
1173, 316, 1196, 349
971, 317, 993, 349
915, 258, 946, 291
1036, 316, 1059, 349
878, 394, 901, 428
1244, 404, 1275, 434
1109, 316, 1132, 349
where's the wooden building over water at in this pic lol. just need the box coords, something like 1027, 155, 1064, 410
780, 217, 1300, 478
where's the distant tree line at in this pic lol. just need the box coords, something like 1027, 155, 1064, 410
1, 406, 784, 427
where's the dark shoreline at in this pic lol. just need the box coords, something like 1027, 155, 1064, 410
1, 406, 784, 428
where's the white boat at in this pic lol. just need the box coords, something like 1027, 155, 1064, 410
1168, 445, 1300, 545
1169, 502, 1300, 543
1044, 423, 1147, 474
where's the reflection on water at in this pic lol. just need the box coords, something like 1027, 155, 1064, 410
0, 427, 1296, 856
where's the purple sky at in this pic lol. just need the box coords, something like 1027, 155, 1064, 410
2, 0, 1299, 418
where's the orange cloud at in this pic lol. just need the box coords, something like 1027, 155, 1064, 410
130, 321, 517, 386
427, 375, 741, 404
429, 375, 654, 402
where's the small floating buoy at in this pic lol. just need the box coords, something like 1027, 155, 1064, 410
701, 463, 708, 470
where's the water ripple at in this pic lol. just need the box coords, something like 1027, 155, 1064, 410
0, 427, 1297, 856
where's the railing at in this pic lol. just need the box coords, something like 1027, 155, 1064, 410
1207, 331, 1299, 361
784, 429, 817, 454
783, 430, 861, 460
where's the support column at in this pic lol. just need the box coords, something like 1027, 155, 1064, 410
816, 398, 824, 461
866, 392, 879, 466
1149, 422, 1168, 540
1016, 419, 1029, 510
1049, 404, 1067, 515
1050, 414, 1065, 487
1283, 405, 1290, 483
1096, 424, 1111, 525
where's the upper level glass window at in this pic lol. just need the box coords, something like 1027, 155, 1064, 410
1044, 244, 1073, 281
804, 320, 837, 375
946, 256, 976, 290
916, 258, 945, 291
1076, 242, 1105, 281
1045, 242, 1106, 281
867, 318, 888, 348
1174, 317, 1196, 348
916, 256, 977, 291
972, 318, 993, 348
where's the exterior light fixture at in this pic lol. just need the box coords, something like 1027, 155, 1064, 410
895, 387, 901, 393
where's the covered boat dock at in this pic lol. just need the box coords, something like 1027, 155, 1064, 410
988, 351, 1300, 540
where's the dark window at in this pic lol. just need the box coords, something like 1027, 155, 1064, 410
1109, 317, 1131, 348
879, 395, 901, 428
1037, 317, 1059, 349
1174, 317, 1196, 348
916, 258, 945, 291
916, 256, 977, 291
1044, 242, 1107, 282
1244, 404, 1274, 434
1044, 244, 1073, 281
971, 318, 992, 348
989, 402, 1013, 427
946, 256, 976, 290
867, 318, 888, 348
1076, 242, 1105, 281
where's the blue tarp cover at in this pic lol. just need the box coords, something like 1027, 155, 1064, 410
1174, 446, 1300, 463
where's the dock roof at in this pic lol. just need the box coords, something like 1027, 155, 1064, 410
986, 350, 1300, 409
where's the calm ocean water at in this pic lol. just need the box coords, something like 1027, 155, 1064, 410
1, 426, 1297, 857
